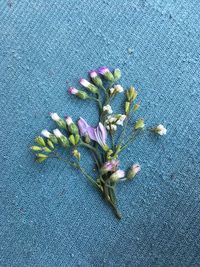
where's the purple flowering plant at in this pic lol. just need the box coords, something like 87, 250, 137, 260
31, 67, 167, 219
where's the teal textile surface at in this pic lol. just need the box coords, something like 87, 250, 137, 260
1, 0, 200, 266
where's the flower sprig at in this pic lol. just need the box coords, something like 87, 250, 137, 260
30, 66, 167, 219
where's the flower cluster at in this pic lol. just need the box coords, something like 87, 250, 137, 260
31, 66, 167, 219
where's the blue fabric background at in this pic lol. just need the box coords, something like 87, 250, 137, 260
1, 0, 200, 266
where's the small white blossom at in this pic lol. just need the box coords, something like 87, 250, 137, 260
156, 124, 167, 135
53, 129, 63, 138
114, 84, 124, 93
111, 125, 117, 131
50, 113, 60, 122
116, 115, 126, 126
41, 129, 51, 138
103, 104, 113, 114
109, 87, 115, 94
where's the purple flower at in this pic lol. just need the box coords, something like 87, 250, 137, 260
98, 66, 110, 75
101, 160, 119, 174
77, 118, 107, 148
77, 117, 95, 138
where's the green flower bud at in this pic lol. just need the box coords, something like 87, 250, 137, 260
88, 84, 98, 94
115, 144, 122, 154
134, 118, 145, 130
113, 68, 121, 80
35, 153, 48, 163
127, 86, 137, 101
90, 71, 103, 87
35, 136, 46, 147
73, 149, 81, 160
49, 135, 58, 144
75, 134, 80, 144
31, 146, 42, 151
47, 139, 54, 149
69, 135, 76, 146
84, 135, 91, 144
43, 147, 52, 153
56, 119, 66, 129
77, 90, 89, 100
125, 101, 130, 114
68, 123, 78, 135
59, 136, 69, 147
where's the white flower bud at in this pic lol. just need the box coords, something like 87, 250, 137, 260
114, 84, 124, 93
156, 124, 167, 135
41, 129, 51, 138
50, 113, 60, 122
53, 129, 63, 138
103, 104, 113, 114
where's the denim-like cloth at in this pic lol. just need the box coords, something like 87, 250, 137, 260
0, 0, 200, 266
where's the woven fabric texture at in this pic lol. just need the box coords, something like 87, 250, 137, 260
0, 0, 200, 266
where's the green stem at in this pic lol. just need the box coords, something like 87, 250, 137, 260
80, 141, 102, 165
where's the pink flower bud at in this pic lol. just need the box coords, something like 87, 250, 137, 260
65, 116, 73, 126
127, 163, 141, 179
79, 78, 90, 88
89, 70, 98, 78
98, 66, 110, 75
68, 87, 78, 95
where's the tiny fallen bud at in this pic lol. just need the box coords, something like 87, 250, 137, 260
127, 163, 141, 179
35, 136, 46, 147
89, 70, 103, 87
133, 103, 140, 112
98, 66, 114, 81
79, 78, 98, 94
103, 104, 113, 114
30, 146, 42, 151
113, 68, 121, 80
152, 124, 167, 135
134, 118, 145, 130
110, 170, 125, 182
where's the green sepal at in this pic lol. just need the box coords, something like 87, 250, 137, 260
56, 119, 66, 129
49, 135, 58, 144
77, 91, 89, 99
88, 84, 98, 94
59, 136, 69, 147
68, 123, 78, 134
35, 136, 46, 147
104, 72, 114, 81
92, 76, 103, 87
